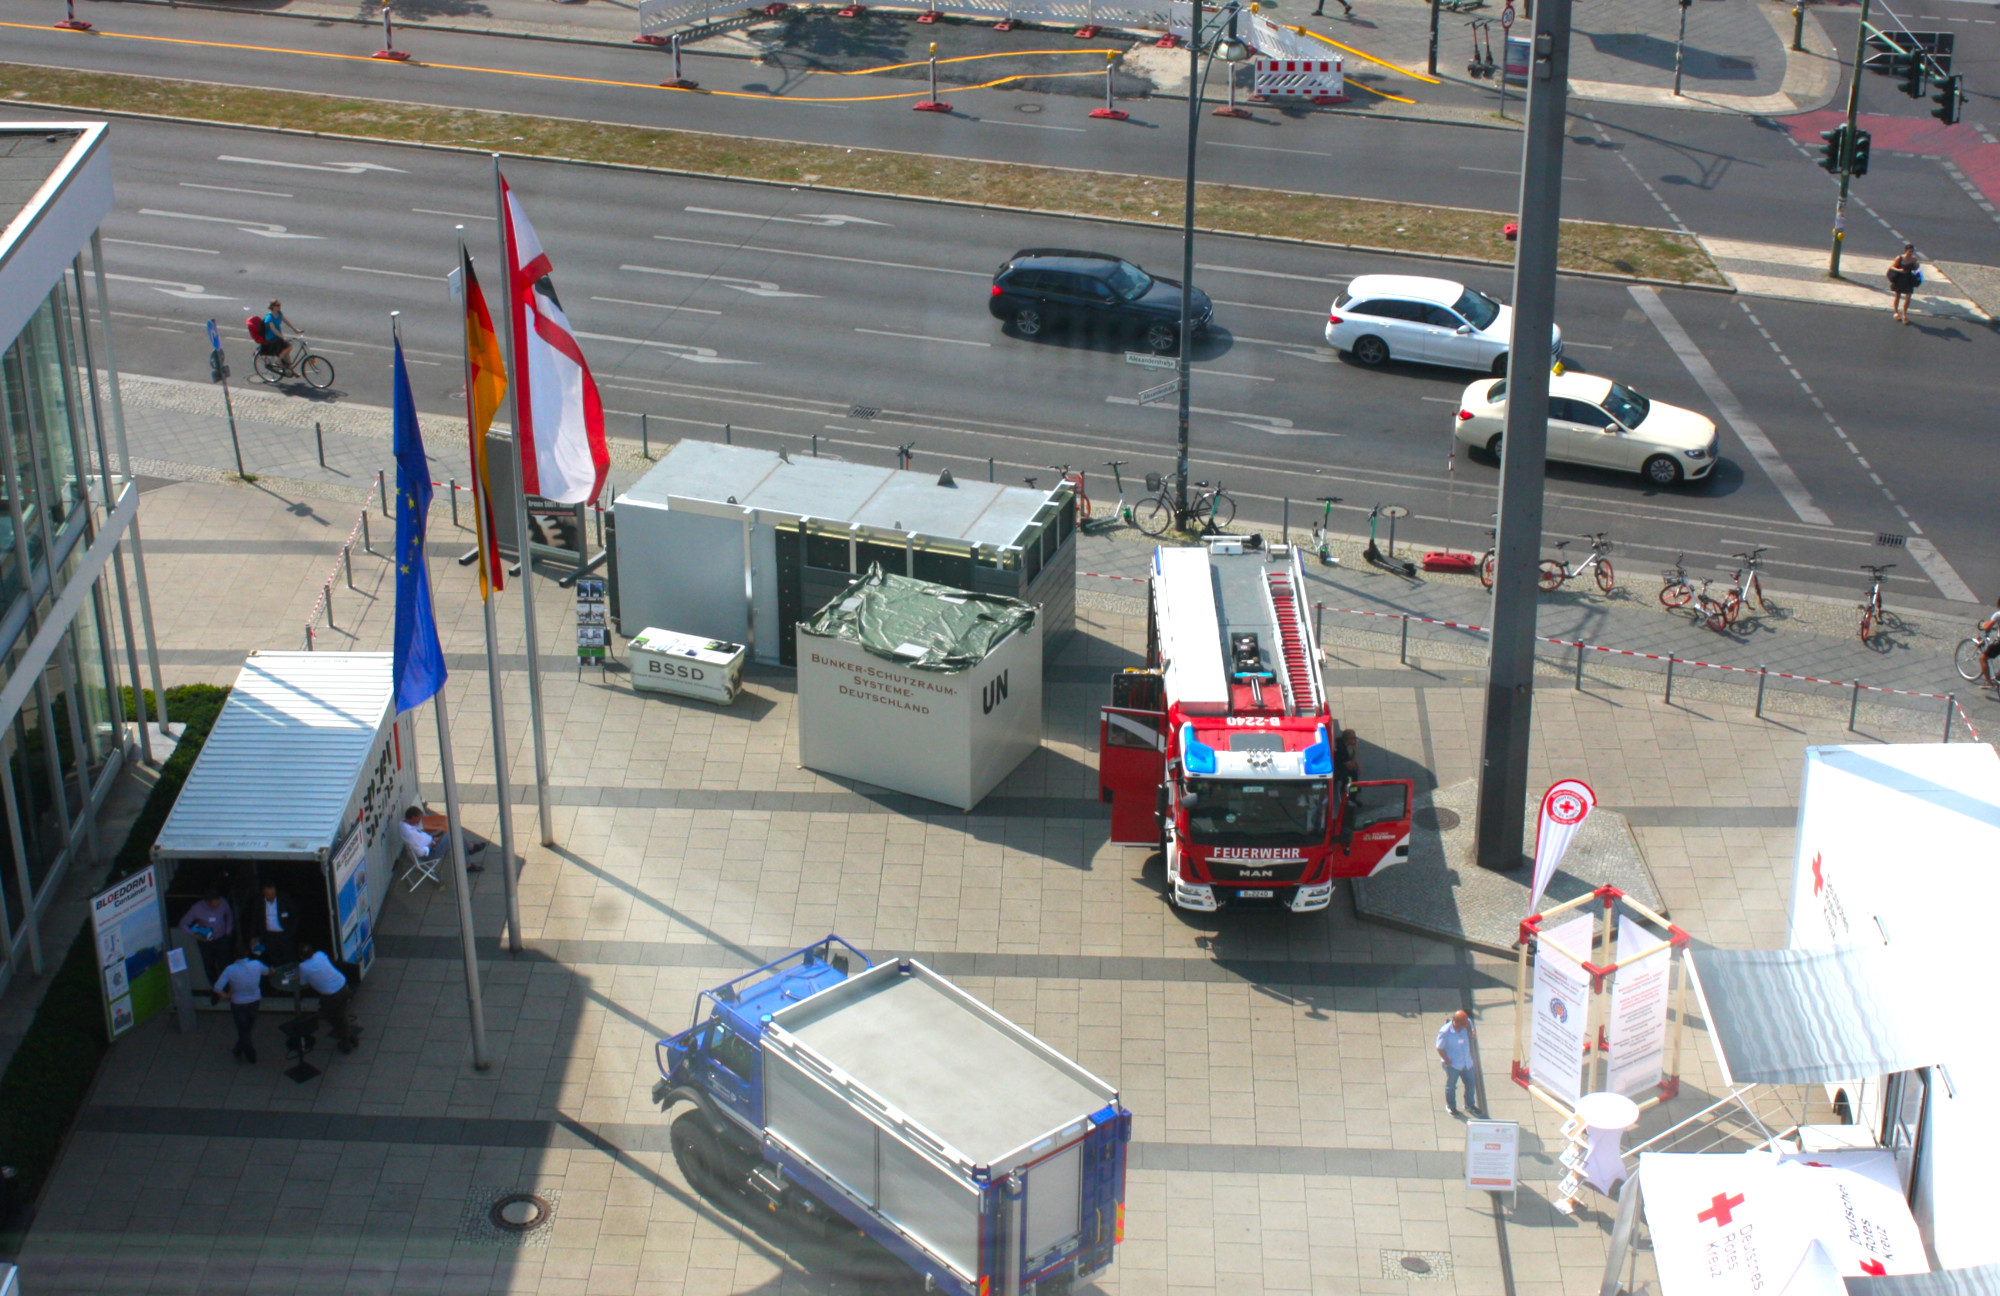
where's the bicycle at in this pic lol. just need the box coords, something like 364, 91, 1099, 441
252, 335, 335, 390
1537, 533, 1615, 593
1717, 546, 1773, 626
1954, 617, 2000, 684
1857, 563, 1894, 643
1691, 575, 1731, 633
1310, 495, 1343, 566
1134, 472, 1236, 537
1658, 555, 1696, 609
1048, 464, 1093, 525
1478, 527, 1498, 590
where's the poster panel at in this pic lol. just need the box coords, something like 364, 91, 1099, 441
331, 825, 374, 976
1464, 1121, 1519, 1192
1528, 912, 1594, 1105
1606, 913, 1672, 1098
90, 866, 169, 1040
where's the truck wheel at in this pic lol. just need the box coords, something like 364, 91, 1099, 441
670, 1110, 737, 1199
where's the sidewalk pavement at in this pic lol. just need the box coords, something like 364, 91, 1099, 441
19, 459, 1868, 1296
1701, 237, 1995, 323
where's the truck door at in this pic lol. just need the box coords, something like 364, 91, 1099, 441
1328, 779, 1415, 876
1100, 673, 1167, 845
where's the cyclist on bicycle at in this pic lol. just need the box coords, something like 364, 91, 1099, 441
1979, 597, 2000, 686
260, 300, 299, 372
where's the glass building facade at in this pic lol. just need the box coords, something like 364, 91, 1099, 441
0, 121, 154, 987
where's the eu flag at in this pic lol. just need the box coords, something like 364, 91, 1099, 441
391, 337, 447, 714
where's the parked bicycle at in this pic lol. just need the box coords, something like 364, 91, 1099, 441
1716, 546, 1773, 626
1134, 472, 1236, 537
1478, 527, 1498, 590
1658, 555, 1696, 609
1857, 563, 1894, 643
252, 334, 335, 389
1537, 533, 1616, 593
1048, 464, 1095, 525
1691, 575, 1732, 633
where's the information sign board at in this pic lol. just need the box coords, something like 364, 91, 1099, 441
90, 866, 169, 1040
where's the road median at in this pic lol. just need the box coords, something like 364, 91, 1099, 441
4, 62, 1725, 285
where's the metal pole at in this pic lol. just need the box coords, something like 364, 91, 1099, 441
433, 694, 490, 1067
988, 456, 995, 482
345, 544, 355, 590
641, 411, 650, 459
495, 156, 556, 848
1848, 680, 1861, 731
1473, 0, 1572, 872
1574, 638, 1584, 689
362, 511, 373, 555
316, 420, 327, 469
1792, 1, 1805, 51
1664, 656, 1675, 705
325, 581, 335, 630
1174, 1, 1205, 521
1314, 602, 1324, 652
1429, 0, 1442, 75
724, 422, 732, 445
379, 469, 391, 517
1283, 497, 1289, 544
1829, 0, 1871, 278
219, 367, 245, 478
1672, 0, 1688, 95
1399, 615, 1409, 665
1944, 694, 1956, 743
1755, 665, 1768, 717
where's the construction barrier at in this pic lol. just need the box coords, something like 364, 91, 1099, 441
1249, 56, 1344, 103
638, 0, 1173, 40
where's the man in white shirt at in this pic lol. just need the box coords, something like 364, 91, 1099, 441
1436, 1010, 1480, 1117
399, 806, 482, 874
295, 940, 358, 1053
211, 953, 270, 1064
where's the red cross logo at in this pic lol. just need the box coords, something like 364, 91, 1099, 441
1861, 1260, 1887, 1277
1697, 1192, 1745, 1227
1812, 853, 1825, 895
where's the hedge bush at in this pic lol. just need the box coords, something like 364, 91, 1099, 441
0, 684, 230, 1204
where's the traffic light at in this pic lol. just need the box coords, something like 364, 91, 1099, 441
208, 348, 229, 383
1849, 128, 1872, 177
1932, 73, 1963, 125
1898, 51, 1926, 99
1819, 124, 1848, 174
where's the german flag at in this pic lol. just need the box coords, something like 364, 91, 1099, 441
461, 244, 508, 598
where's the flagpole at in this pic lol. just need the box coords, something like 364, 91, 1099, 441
493, 155, 557, 849
394, 308, 488, 1068
461, 232, 525, 955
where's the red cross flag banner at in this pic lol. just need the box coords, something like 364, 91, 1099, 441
1528, 778, 1597, 917
498, 172, 610, 506
1641, 1151, 1929, 1295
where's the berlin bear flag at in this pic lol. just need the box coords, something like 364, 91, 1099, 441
1527, 779, 1596, 916
498, 173, 609, 505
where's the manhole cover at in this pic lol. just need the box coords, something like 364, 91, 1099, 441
489, 1192, 553, 1233
1414, 806, 1461, 832
1381, 1249, 1454, 1281
1016, 101, 1044, 113
848, 404, 880, 420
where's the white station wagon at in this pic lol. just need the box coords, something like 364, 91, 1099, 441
1324, 274, 1560, 374
1453, 372, 1720, 486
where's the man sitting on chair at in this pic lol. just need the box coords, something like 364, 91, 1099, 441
399, 806, 482, 874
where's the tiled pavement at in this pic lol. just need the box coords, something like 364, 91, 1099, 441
10, 433, 1906, 1294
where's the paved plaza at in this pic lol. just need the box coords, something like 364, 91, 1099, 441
3, 370, 1952, 1294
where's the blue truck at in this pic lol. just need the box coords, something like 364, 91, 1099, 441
655, 937, 1131, 1296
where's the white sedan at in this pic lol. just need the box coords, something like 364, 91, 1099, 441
1453, 372, 1720, 486
1324, 273, 1560, 375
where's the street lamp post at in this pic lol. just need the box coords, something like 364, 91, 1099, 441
1175, 3, 1252, 519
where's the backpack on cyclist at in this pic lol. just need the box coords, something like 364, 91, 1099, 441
246, 316, 268, 345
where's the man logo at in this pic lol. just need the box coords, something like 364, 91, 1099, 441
982, 670, 1009, 715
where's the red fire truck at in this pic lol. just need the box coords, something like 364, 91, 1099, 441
1097, 539, 1414, 912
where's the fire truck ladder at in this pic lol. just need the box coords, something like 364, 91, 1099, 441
1263, 569, 1320, 714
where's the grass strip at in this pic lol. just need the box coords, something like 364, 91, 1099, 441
3, 62, 1724, 284
0, 685, 229, 1209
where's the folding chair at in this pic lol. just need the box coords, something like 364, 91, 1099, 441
397, 839, 444, 892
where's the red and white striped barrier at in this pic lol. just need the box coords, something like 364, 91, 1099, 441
1250, 57, 1344, 104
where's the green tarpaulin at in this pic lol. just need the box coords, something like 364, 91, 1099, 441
798, 565, 1035, 673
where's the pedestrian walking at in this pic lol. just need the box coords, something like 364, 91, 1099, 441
1436, 1010, 1479, 1116
1887, 243, 1922, 324
210, 951, 270, 1064
1314, 0, 1355, 16
295, 940, 359, 1053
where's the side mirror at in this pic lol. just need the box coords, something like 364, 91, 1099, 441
1154, 783, 1169, 823
1456, 325, 1475, 335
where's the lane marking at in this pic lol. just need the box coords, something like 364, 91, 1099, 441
1419, 396, 1458, 403
1214, 300, 1327, 316
621, 264, 818, 298
414, 208, 495, 220
138, 209, 323, 240
220, 155, 407, 175
1198, 263, 1350, 286
1210, 142, 1326, 156
1563, 340, 1615, 350
1189, 368, 1274, 382
652, 235, 985, 277
854, 328, 990, 347
102, 273, 237, 303
1628, 285, 1831, 526
343, 265, 444, 280
572, 330, 758, 365
684, 206, 890, 227
103, 238, 218, 256
180, 182, 292, 198
976, 118, 1088, 132
591, 296, 722, 316
1103, 395, 1330, 432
